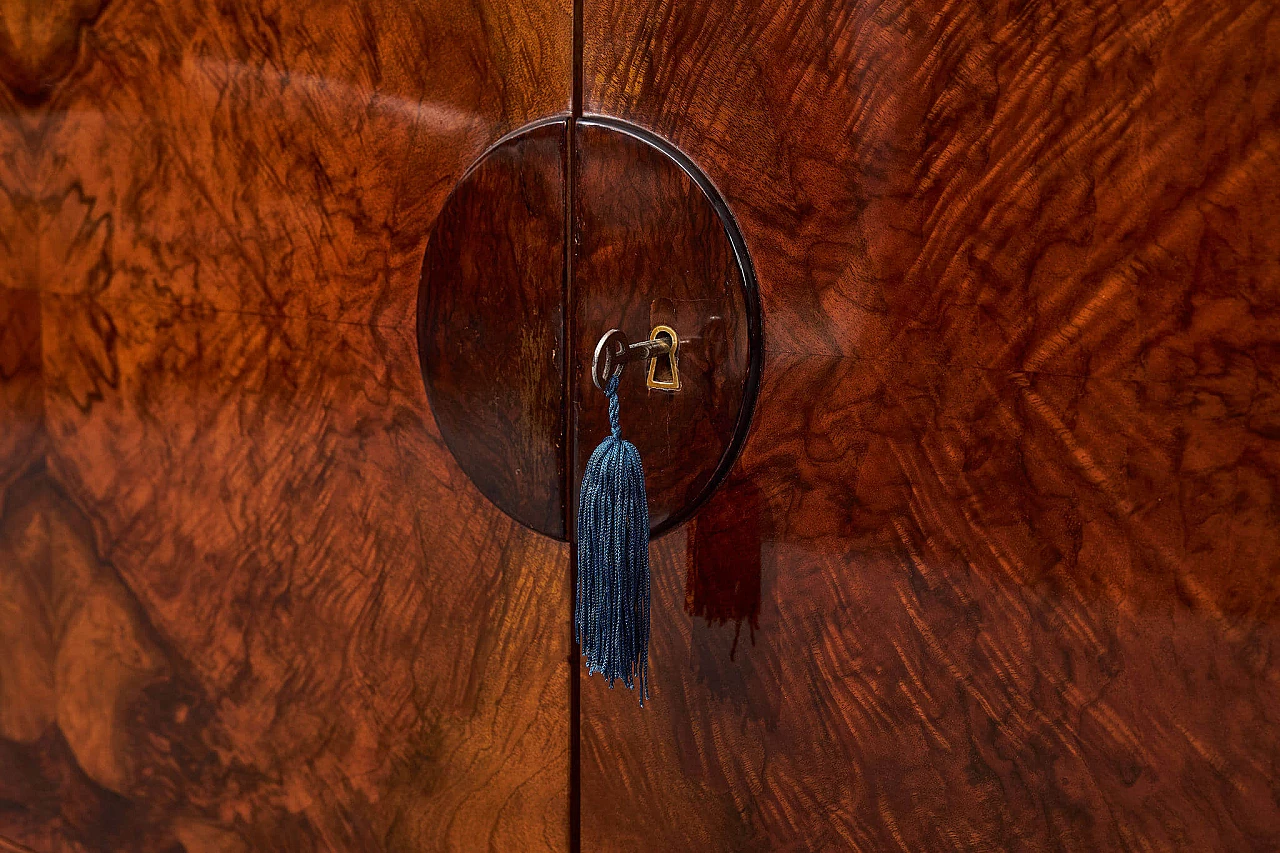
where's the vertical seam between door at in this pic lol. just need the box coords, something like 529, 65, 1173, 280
566, 0, 584, 837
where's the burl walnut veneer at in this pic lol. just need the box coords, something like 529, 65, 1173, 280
1, 0, 1278, 850
0, 0, 574, 849
580, 0, 1280, 850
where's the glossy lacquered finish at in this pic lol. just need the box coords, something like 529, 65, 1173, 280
571, 119, 759, 535
3, 0, 1279, 849
581, 0, 1280, 849
418, 117, 758, 539
0, 0, 575, 849
419, 120, 568, 538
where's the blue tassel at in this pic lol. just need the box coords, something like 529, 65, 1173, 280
576, 371, 651, 705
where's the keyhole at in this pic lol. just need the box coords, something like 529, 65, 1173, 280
646, 326, 680, 391
651, 342, 675, 384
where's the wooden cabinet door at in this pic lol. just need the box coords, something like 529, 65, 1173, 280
580, 1, 1280, 850
0, 1, 574, 850
5, 0, 1280, 850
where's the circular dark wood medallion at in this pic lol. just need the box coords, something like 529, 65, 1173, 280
418, 117, 760, 541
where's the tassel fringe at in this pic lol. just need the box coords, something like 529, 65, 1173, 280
575, 372, 651, 704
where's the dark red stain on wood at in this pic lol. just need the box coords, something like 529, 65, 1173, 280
685, 473, 762, 655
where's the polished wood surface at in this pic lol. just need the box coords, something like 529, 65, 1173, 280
0, 0, 570, 320
4, 0, 1279, 847
0, 0, 108, 104
420, 115, 759, 541
0, 288, 41, 492
571, 119, 758, 535
0, 0, 574, 848
420, 120, 568, 538
582, 0, 1280, 849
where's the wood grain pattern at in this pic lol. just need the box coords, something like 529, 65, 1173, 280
585, 355, 1280, 851
4, 0, 1277, 847
2, 0, 570, 320
583, 0, 1280, 849
586, 0, 1280, 379
1, 294, 571, 852
0, 0, 108, 103
419, 120, 567, 539
0, 0, 574, 847
418, 115, 760, 541
571, 120, 757, 534
0, 287, 42, 493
